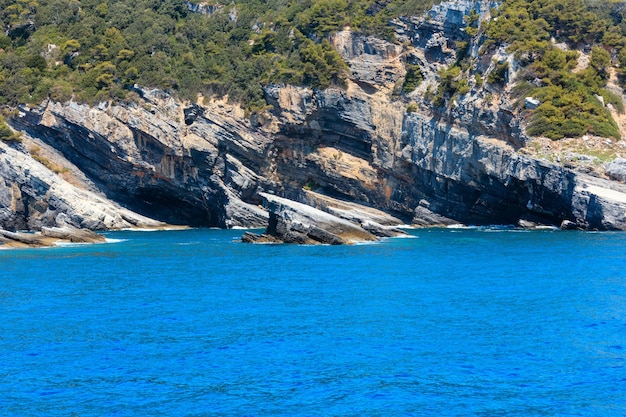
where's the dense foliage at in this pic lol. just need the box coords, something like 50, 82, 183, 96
1, 0, 626, 140
485, 0, 626, 139
0, 0, 433, 112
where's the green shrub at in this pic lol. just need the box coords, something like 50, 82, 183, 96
402, 64, 423, 94
303, 179, 319, 191
486, 0, 626, 140
0, 116, 21, 142
475, 73, 483, 87
457, 79, 470, 95
599, 89, 625, 114
434, 65, 472, 105
487, 61, 508, 85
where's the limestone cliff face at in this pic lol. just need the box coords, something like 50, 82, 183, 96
9, 90, 269, 229
2, 0, 626, 232
401, 113, 626, 229
0, 137, 161, 231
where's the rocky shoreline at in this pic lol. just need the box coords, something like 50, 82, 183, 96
0, 223, 106, 249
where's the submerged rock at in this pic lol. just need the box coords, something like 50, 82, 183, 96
241, 231, 282, 244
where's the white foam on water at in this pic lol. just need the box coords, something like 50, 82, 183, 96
352, 240, 382, 246
54, 241, 93, 247
392, 234, 418, 239
105, 238, 128, 244
446, 224, 472, 229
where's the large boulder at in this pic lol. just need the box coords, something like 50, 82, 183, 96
41, 215, 106, 243
243, 193, 380, 244
606, 158, 626, 183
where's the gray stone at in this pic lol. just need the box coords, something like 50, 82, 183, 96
41, 224, 105, 243
606, 158, 626, 183
0, 229, 43, 246
525, 97, 540, 110
247, 193, 378, 245
185, 1, 221, 15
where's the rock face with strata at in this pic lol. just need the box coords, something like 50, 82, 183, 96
0, 137, 163, 232
2, 0, 626, 235
242, 193, 379, 244
243, 191, 406, 244
9, 89, 269, 229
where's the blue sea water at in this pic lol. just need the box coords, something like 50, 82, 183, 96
1, 228, 625, 416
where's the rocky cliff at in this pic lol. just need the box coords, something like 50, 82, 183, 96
2, 0, 626, 239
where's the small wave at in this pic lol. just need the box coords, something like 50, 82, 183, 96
447, 224, 524, 231
534, 225, 559, 231
176, 241, 200, 246
480, 225, 558, 232
352, 240, 382, 246
105, 238, 128, 244
56, 237, 125, 247
392, 234, 418, 239
446, 224, 472, 229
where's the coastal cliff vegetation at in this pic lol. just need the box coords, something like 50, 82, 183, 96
485, 0, 626, 139
1, 0, 626, 139
0, 0, 433, 112
0, 114, 21, 141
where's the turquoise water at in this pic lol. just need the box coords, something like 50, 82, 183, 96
1, 228, 625, 416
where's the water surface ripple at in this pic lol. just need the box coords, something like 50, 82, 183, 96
1, 229, 625, 416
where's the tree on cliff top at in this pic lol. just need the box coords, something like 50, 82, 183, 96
0, 0, 625, 141
485, 0, 626, 139
0, 0, 433, 111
